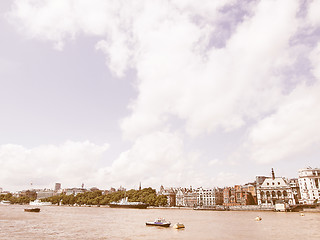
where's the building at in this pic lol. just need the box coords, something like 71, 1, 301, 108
223, 185, 255, 206
183, 188, 197, 207
175, 188, 185, 207
55, 183, 61, 191
288, 178, 301, 204
196, 187, 223, 207
256, 169, 296, 206
159, 186, 176, 207
63, 188, 87, 196
298, 167, 320, 204
36, 189, 55, 199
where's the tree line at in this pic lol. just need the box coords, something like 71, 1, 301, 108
0, 193, 35, 204
41, 187, 167, 206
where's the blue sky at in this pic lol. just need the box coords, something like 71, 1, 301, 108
1, 0, 320, 191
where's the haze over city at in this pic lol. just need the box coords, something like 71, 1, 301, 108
1, 0, 320, 192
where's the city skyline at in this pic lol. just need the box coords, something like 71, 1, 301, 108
1, 0, 320, 192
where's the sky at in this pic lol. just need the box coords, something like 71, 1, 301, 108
1, 0, 320, 192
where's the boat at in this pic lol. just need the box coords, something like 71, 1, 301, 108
109, 197, 148, 209
24, 208, 40, 212
173, 223, 185, 229
30, 199, 52, 206
0, 200, 11, 205
146, 218, 171, 227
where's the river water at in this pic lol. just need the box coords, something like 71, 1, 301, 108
0, 205, 319, 240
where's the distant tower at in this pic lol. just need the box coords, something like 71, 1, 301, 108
271, 168, 275, 180
81, 183, 84, 189
139, 182, 141, 191
55, 183, 61, 191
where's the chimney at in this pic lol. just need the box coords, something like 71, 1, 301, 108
271, 168, 275, 180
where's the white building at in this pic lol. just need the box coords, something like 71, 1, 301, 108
175, 188, 185, 207
298, 167, 320, 204
256, 169, 296, 206
196, 187, 223, 207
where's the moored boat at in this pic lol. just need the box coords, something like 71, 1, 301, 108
146, 218, 171, 227
30, 199, 52, 206
109, 197, 148, 209
24, 208, 40, 212
0, 200, 11, 205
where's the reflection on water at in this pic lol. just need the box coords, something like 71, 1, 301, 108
0, 205, 319, 240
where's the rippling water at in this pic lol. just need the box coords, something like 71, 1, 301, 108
0, 205, 319, 239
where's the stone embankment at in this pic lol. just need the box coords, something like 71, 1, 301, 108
194, 205, 275, 211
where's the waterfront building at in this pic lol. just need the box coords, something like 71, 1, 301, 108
183, 188, 197, 207
63, 188, 87, 196
288, 178, 301, 203
55, 183, 61, 191
175, 188, 185, 207
223, 185, 255, 206
196, 187, 223, 207
159, 186, 176, 207
242, 184, 257, 204
256, 169, 296, 206
36, 189, 55, 199
298, 167, 320, 204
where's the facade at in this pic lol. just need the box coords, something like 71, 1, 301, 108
36, 189, 55, 199
183, 189, 197, 207
223, 185, 255, 206
63, 188, 87, 196
196, 187, 223, 207
256, 169, 296, 206
298, 167, 320, 204
288, 178, 301, 204
159, 186, 176, 207
55, 183, 61, 191
175, 188, 185, 206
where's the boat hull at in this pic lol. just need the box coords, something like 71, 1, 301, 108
109, 204, 148, 209
146, 222, 171, 227
24, 208, 40, 212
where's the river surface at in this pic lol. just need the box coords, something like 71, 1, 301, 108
0, 205, 319, 240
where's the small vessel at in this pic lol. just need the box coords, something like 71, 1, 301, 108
146, 218, 171, 227
24, 208, 40, 212
255, 216, 262, 221
30, 199, 52, 206
0, 200, 11, 205
173, 223, 185, 229
109, 197, 148, 209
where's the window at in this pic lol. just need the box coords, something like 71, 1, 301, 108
278, 182, 280, 185
267, 183, 269, 186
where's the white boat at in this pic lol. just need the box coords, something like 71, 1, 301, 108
30, 199, 52, 206
146, 218, 171, 227
109, 197, 148, 209
0, 200, 11, 205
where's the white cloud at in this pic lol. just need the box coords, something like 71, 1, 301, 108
208, 159, 221, 166
247, 82, 320, 163
103, 131, 200, 188
8, 0, 302, 139
0, 141, 109, 191
307, 0, 320, 27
